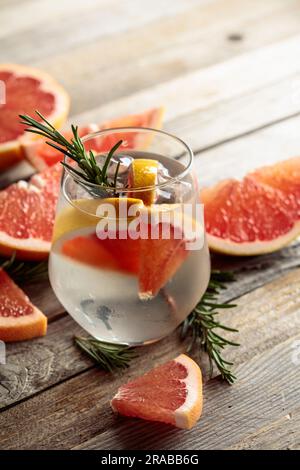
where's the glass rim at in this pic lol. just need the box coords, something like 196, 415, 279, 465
63, 126, 194, 192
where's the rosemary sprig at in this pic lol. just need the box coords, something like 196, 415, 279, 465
19, 111, 123, 188
75, 271, 239, 381
0, 252, 48, 283
181, 270, 239, 384
74, 336, 137, 373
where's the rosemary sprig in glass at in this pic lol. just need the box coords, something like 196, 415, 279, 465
19, 111, 123, 188
75, 271, 239, 382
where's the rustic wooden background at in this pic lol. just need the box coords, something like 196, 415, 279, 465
1, 0, 300, 450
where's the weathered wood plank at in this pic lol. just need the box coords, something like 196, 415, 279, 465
0, 0, 109, 40
167, 75, 300, 152
2, 241, 300, 410
194, 113, 300, 187
228, 408, 300, 450
34, 0, 300, 116
22, 279, 64, 322
73, 336, 300, 450
1, 0, 203, 63
1, 332, 299, 450
73, 33, 300, 127
1, 268, 300, 446
0, 315, 93, 410
213, 240, 300, 303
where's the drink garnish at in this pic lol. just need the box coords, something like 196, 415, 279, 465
19, 111, 123, 190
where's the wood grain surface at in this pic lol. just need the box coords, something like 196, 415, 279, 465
0, 0, 300, 450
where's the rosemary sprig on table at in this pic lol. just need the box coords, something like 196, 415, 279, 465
75, 271, 239, 382
181, 271, 239, 384
0, 252, 48, 282
74, 336, 137, 373
19, 111, 123, 188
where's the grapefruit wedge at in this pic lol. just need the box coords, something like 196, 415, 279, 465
0, 63, 70, 170
0, 163, 62, 260
111, 354, 203, 429
249, 156, 300, 218
138, 223, 188, 299
22, 107, 164, 170
0, 269, 47, 342
202, 158, 300, 256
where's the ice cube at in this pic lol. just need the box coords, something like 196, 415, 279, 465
155, 162, 192, 204
108, 154, 134, 176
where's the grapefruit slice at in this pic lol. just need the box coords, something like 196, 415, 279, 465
111, 354, 203, 429
60, 222, 188, 298
0, 269, 47, 342
0, 63, 70, 170
202, 174, 300, 256
22, 107, 164, 170
0, 162, 62, 260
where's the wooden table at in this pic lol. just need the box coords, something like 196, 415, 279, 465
1, 0, 300, 450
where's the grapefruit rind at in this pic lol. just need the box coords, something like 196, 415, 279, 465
206, 223, 300, 256
0, 269, 47, 342
173, 354, 203, 429
110, 354, 203, 430
202, 168, 300, 256
0, 305, 47, 342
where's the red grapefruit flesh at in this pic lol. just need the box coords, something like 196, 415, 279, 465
202, 168, 300, 255
61, 233, 140, 275
111, 354, 203, 429
249, 156, 300, 218
22, 107, 165, 170
0, 269, 47, 342
61, 234, 124, 273
0, 64, 70, 170
138, 223, 188, 299
0, 162, 62, 260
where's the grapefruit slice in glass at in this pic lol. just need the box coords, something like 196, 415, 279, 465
111, 354, 203, 429
0, 269, 47, 342
0, 63, 70, 170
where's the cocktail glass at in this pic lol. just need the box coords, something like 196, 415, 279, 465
49, 127, 210, 345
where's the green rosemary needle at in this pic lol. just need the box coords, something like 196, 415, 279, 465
19, 111, 123, 189
181, 270, 239, 384
74, 336, 137, 373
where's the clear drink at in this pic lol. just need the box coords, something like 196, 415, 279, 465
49, 128, 210, 345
